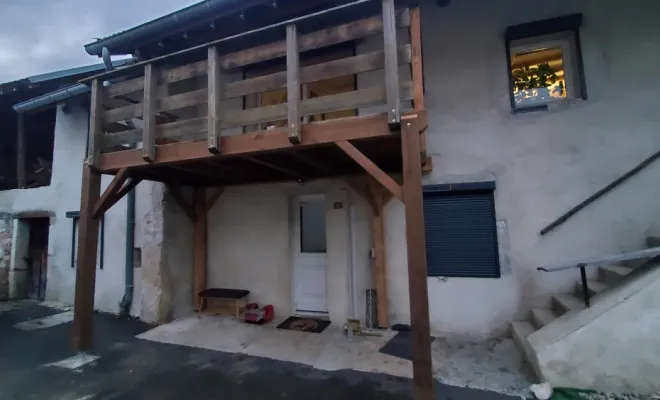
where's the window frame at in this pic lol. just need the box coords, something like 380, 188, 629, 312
505, 14, 587, 113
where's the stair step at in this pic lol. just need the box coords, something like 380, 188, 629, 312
552, 294, 584, 315
511, 321, 541, 380
575, 280, 607, 299
599, 265, 631, 285
531, 308, 558, 329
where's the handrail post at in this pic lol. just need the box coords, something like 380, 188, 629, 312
286, 23, 301, 144
207, 45, 222, 153
142, 64, 157, 162
87, 78, 104, 167
382, 0, 400, 128
579, 263, 590, 308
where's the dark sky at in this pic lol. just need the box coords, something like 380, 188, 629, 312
0, 0, 199, 82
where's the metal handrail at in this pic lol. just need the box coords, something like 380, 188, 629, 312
536, 246, 660, 308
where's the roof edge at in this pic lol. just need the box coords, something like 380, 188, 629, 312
84, 0, 269, 56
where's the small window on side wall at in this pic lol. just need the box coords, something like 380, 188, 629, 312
506, 14, 587, 112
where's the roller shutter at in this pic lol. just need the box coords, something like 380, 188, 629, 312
423, 182, 500, 278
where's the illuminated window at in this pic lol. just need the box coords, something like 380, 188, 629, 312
505, 14, 586, 112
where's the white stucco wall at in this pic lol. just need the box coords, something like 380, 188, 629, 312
370, 0, 660, 338
0, 102, 161, 318
205, 180, 372, 324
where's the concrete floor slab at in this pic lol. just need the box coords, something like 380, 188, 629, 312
138, 315, 533, 397
0, 301, 522, 400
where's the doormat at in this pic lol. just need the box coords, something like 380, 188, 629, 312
379, 331, 436, 361
276, 316, 330, 333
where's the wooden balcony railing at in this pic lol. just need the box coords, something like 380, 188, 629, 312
83, 0, 424, 172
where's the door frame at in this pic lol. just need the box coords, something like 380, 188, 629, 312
290, 193, 329, 316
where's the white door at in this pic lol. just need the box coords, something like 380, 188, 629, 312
293, 195, 328, 314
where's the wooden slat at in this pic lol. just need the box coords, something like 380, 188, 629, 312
93, 167, 129, 218
88, 79, 104, 166
97, 114, 393, 171
224, 44, 411, 100
103, 82, 413, 147
16, 113, 25, 188
193, 188, 208, 311
142, 64, 157, 162
382, 0, 400, 125
103, 44, 413, 124
401, 115, 433, 400
222, 9, 409, 70
104, 88, 207, 123
336, 140, 403, 202
167, 185, 196, 222
287, 24, 301, 144
105, 60, 207, 99
207, 46, 222, 153
72, 165, 102, 351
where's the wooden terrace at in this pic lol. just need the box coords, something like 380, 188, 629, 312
72, 1, 435, 398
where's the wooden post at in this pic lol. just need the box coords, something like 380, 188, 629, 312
16, 113, 25, 189
370, 186, 389, 328
192, 187, 207, 310
88, 79, 104, 166
409, 7, 427, 163
401, 116, 433, 400
286, 23, 301, 144
71, 164, 102, 351
142, 64, 157, 162
207, 46, 222, 153
382, 0, 400, 126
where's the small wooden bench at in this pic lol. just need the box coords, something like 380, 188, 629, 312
198, 288, 250, 320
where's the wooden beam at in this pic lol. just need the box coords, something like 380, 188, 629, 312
115, 177, 142, 200
72, 165, 102, 351
207, 46, 222, 153
382, 0, 400, 126
193, 187, 208, 310
245, 156, 306, 180
206, 187, 226, 213
409, 8, 427, 166
88, 79, 104, 166
286, 24, 301, 144
142, 64, 157, 162
97, 114, 392, 172
289, 151, 335, 175
336, 140, 403, 202
371, 188, 389, 328
409, 7, 425, 111
167, 185, 196, 222
93, 167, 129, 218
16, 113, 25, 189
401, 115, 433, 400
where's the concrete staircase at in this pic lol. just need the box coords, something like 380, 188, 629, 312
511, 236, 660, 383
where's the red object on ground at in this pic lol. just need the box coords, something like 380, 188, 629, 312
244, 304, 275, 324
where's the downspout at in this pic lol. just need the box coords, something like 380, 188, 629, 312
100, 47, 136, 318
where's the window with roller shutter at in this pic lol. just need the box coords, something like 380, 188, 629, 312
423, 182, 500, 278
